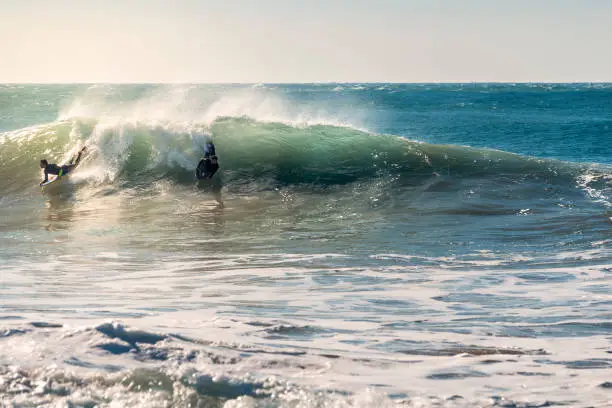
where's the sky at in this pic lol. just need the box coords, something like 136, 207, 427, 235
1, 0, 611, 83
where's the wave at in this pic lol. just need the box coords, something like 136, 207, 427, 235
0, 115, 610, 207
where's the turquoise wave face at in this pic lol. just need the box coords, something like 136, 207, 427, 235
1, 113, 610, 210
0, 116, 600, 189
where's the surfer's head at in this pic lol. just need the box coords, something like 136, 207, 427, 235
40, 159, 48, 168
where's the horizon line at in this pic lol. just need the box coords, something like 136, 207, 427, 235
2, 81, 612, 85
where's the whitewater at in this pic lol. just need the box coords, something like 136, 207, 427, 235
0, 83, 610, 407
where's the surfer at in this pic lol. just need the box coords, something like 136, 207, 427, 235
40, 146, 86, 186
196, 141, 219, 180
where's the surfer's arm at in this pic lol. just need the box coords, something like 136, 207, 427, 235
68, 146, 86, 166
40, 169, 49, 185
73, 146, 86, 165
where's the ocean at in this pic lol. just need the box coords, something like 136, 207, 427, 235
0, 83, 610, 407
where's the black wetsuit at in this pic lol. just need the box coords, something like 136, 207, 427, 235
44, 163, 75, 178
196, 142, 219, 180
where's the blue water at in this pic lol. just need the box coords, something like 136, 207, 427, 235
0, 84, 610, 407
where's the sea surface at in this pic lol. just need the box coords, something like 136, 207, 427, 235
0, 83, 610, 407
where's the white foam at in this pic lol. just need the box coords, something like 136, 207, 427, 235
576, 170, 612, 207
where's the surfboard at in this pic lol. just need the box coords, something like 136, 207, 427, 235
40, 176, 61, 188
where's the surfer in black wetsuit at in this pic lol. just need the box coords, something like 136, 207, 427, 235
196, 141, 219, 180
40, 146, 86, 185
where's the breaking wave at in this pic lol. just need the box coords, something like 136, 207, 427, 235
1, 115, 610, 209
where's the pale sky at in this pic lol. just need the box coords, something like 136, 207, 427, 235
1, 0, 611, 83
